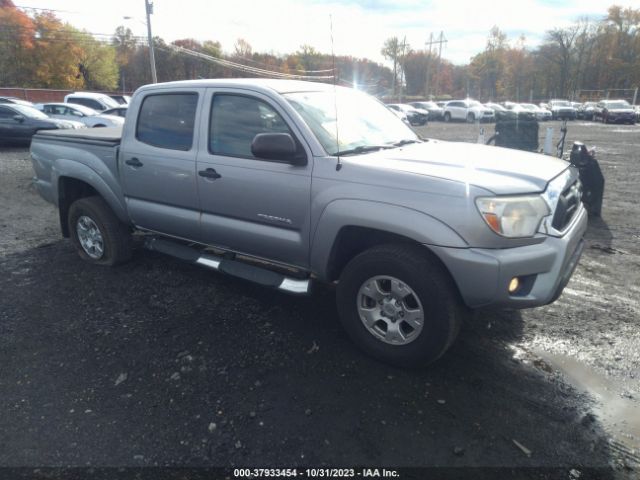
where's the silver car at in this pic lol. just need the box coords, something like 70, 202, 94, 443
36, 103, 124, 128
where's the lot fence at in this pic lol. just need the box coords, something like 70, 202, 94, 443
0, 87, 134, 103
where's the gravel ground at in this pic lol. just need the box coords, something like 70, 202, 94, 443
0, 121, 638, 477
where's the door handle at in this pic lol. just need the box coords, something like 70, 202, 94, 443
198, 168, 222, 180
125, 157, 143, 167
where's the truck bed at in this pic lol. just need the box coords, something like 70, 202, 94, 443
34, 126, 122, 147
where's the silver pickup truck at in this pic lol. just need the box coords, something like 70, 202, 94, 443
30, 79, 587, 366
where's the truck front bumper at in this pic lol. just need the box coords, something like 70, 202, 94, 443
429, 205, 588, 309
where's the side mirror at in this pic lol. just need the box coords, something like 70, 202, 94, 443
13, 114, 24, 123
251, 133, 306, 165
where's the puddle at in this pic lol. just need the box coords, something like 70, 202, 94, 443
535, 351, 640, 464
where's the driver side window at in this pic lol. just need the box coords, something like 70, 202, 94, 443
209, 94, 293, 159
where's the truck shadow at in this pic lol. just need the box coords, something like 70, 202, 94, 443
0, 243, 618, 477
585, 215, 614, 250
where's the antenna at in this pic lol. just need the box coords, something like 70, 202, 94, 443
330, 14, 342, 171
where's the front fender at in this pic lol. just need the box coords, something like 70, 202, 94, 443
310, 199, 468, 279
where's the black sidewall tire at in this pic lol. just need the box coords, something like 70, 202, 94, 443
444, 112, 451, 122
68, 196, 132, 266
336, 245, 462, 367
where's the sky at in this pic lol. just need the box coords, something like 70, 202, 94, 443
12, 0, 638, 65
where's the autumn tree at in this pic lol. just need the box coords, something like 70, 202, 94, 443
0, 1, 35, 86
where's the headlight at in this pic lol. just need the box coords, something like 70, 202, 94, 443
475, 195, 550, 238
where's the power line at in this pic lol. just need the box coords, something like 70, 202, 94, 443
13, 4, 80, 14
163, 44, 334, 80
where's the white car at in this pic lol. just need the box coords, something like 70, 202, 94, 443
37, 103, 124, 128
443, 99, 495, 122
64, 92, 120, 112
514, 103, 552, 121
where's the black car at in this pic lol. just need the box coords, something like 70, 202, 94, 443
0, 96, 34, 107
594, 100, 636, 124
109, 95, 131, 105
577, 102, 597, 120
0, 103, 83, 144
387, 104, 428, 126
102, 106, 128, 118
410, 101, 444, 120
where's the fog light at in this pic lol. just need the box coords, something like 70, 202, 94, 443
508, 277, 520, 294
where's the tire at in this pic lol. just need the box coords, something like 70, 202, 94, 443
93, 124, 106, 128
466, 112, 475, 123
443, 112, 451, 122
336, 244, 464, 367
68, 196, 132, 266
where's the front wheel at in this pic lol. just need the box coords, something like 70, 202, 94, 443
68, 196, 132, 266
443, 112, 451, 122
466, 112, 475, 123
336, 244, 464, 367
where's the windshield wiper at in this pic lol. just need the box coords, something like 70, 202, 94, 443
391, 139, 422, 147
334, 145, 394, 156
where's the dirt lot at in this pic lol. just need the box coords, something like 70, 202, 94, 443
0, 120, 639, 478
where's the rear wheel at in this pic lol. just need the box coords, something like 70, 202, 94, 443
68, 196, 132, 266
336, 244, 464, 367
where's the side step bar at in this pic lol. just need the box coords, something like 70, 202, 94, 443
144, 237, 311, 295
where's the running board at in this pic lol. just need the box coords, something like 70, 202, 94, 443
144, 237, 311, 295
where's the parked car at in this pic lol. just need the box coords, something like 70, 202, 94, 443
593, 100, 636, 124
387, 105, 410, 125
517, 103, 552, 121
484, 102, 507, 113
29, 78, 587, 367
0, 103, 84, 144
387, 104, 428, 126
577, 102, 597, 120
409, 101, 444, 120
37, 103, 125, 128
443, 99, 495, 122
109, 94, 131, 105
64, 92, 120, 112
102, 106, 128, 118
0, 96, 34, 107
548, 100, 577, 120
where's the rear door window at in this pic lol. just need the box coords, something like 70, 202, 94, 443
136, 93, 198, 151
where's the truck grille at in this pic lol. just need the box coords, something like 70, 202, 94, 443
552, 180, 582, 231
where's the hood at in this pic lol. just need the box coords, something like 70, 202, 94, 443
54, 119, 85, 129
96, 114, 125, 123
348, 140, 569, 195
606, 108, 634, 113
35, 118, 82, 129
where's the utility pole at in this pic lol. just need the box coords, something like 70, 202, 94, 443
433, 31, 447, 98
399, 36, 407, 103
424, 32, 433, 99
145, 0, 157, 83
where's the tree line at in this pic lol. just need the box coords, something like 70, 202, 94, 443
1, 0, 638, 102
385, 5, 640, 102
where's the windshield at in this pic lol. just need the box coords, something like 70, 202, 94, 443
552, 101, 570, 107
520, 104, 536, 110
285, 90, 418, 156
468, 100, 482, 107
12, 105, 49, 119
